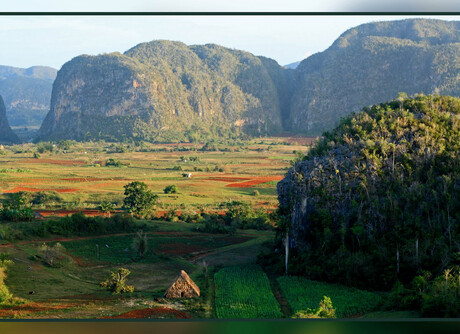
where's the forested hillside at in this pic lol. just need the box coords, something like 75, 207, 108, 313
277, 94, 460, 291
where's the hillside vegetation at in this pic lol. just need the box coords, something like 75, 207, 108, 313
277, 94, 460, 290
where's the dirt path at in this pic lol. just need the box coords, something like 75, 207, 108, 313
266, 271, 292, 318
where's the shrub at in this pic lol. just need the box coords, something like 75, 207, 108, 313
100, 268, 135, 295
105, 158, 128, 167
163, 184, 178, 194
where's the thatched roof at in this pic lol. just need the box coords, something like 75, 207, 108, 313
164, 270, 200, 298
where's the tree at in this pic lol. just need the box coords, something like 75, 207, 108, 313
100, 268, 135, 295
132, 230, 148, 257
163, 184, 178, 194
100, 201, 116, 218
122, 181, 158, 217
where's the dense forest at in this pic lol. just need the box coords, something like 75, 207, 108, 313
274, 95, 459, 315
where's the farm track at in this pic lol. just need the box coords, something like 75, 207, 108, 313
266, 272, 292, 318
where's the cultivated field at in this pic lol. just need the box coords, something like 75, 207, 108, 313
214, 265, 283, 319
0, 137, 314, 215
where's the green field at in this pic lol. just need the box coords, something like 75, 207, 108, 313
277, 276, 383, 318
214, 265, 283, 319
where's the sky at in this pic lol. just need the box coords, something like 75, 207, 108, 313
0, 1, 459, 69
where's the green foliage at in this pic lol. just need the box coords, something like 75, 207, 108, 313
99, 201, 116, 217
57, 140, 76, 150
293, 296, 336, 318
0, 192, 33, 222
100, 268, 135, 295
277, 276, 382, 318
105, 158, 128, 167
214, 265, 283, 318
278, 95, 460, 289
122, 181, 158, 217
163, 184, 178, 194
388, 267, 460, 317
0, 255, 12, 303
195, 201, 273, 234
31, 191, 63, 207
36, 142, 54, 153
0, 168, 31, 173
27, 213, 136, 238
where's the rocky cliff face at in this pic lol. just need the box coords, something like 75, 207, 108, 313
0, 66, 57, 127
38, 41, 293, 142
37, 19, 459, 141
0, 95, 20, 144
288, 19, 460, 135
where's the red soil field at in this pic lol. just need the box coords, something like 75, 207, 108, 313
21, 159, 86, 166
225, 176, 284, 188
0, 302, 78, 317
2, 187, 78, 193
204, 176, 251, 182
101, 307, 193, 319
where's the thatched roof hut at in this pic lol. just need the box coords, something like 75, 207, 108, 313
164, 270, 200, 298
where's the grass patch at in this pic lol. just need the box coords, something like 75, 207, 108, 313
277, 276, 383, 318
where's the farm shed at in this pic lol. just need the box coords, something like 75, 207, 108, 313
164, 270, 200, 298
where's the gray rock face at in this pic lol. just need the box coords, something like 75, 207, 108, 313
37, 19, 459, 141
288, 19, 460, 135
0, 95, 20, 144
38, 41, 292, 142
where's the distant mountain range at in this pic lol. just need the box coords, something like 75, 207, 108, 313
284, 61, 300, 69
3, 18, 459, 143
0, 65, 57, 128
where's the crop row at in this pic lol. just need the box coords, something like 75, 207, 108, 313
214, 265, 283, 319
277, 276, 382, 317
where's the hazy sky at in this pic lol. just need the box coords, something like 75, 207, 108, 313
1, 1, 459, 69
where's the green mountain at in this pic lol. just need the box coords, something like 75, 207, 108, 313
0, 65, 57, 128
289, 19, 460, 135
38, 41, 292, 142
37, 19, 459, 141
0, 95, 20, 144
277, 94, 460, 289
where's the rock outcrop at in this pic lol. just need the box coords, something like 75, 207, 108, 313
0, 95, 20, 144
